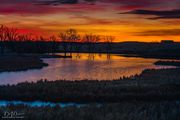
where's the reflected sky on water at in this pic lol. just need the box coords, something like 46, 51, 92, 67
0, 53, 176, 85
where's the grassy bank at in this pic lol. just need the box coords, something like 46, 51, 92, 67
0, 55, 48, 72
0, 101, 179, 120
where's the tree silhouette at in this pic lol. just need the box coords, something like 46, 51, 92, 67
17, 34, 32, 41
104, 36, 115, 54
6, 27, 18, 41
49, 35, 57, 54
0, 25, 18, 54
59, 32, 69, 56
66, 29, 80, 55
84, 34, 100, 52
59, 29, 80, 56
0, 25, 8, 54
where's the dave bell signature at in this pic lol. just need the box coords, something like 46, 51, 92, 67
1, 111, 25, 119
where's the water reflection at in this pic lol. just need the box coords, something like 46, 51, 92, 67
69, 53, 116, 61
0, 53, 176, 85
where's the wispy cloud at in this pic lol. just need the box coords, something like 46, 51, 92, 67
134, 29, 180, 36
0, 0, 105, 15
122, 9, 180, 19
34, 0, 78, 5
0, 0, 180, 15
34, 0, 99, 5
70, 15, 113, 24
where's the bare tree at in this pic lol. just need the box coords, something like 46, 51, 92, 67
66, 29, 80, 55
83, 34, 100, 59
49, 35, 57, 54
104, 36, 115, 54
0, 25, 8, 41
66, 29, 80, 42
59, 29, 80, 56
58, 32, 68, 56
0, 25, 8, 54
17, 34, 32, 41
39, 36, 45, 41
83, 34, 100, 52
6, 27, 18, 41
0, 25, 19, 54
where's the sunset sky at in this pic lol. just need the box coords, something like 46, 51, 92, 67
0, 0, 180, 42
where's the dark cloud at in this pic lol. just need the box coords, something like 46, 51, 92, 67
122, 9, 180, 19
102, 0, 180, 10
0, 0, 95, 5
134, 29, 180, 36
35, 0, 78, 5
0, 0, 180, 16
34, 0, 98, 5
0, 0, 104, 15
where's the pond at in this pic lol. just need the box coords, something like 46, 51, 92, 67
0, 53, 176, 85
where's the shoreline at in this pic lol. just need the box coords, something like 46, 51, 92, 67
0, 55, 48, 73
0, 54, 72, 73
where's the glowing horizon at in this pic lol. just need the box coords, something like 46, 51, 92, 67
0, 0, 180, 42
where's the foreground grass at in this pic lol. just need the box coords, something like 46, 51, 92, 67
0, 55, 48, 72
0, 101, 179, 120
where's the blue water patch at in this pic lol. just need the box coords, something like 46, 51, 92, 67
0, 100, 83, 107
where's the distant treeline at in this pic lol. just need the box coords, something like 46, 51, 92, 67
0, 25, 180, 59
0, 25, 114, 54
1, 40, 180, 59
2, 41, 59, 53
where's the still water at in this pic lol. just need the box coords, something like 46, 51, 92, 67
0, 53, 175, 85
